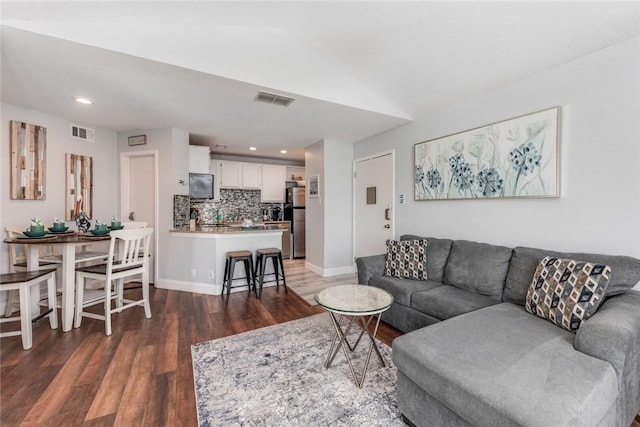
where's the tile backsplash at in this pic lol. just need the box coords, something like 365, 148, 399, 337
173, 189, 283, 227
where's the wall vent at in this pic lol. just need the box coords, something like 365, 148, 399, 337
255, 90, 295, 107
70, 124, 95, 142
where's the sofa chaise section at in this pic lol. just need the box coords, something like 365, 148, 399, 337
393, 303, 619, 427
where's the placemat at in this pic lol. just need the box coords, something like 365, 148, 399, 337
16, 235, 59, 242
81, 235, 111, 241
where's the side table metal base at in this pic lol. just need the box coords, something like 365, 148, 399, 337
323, 311, 385, 388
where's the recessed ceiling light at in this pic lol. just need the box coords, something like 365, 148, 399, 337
280, 150, 287, 154
74, 96, 93, 105
249, 146, 257, 151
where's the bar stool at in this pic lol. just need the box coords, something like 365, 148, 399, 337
254, 248, 288, 299
0, 269, 58, 350
222, 250, 256, 304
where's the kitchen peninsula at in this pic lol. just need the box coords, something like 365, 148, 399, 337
168, 224, 285, 295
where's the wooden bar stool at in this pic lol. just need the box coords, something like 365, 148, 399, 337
0, 269, 58, 350
254, 248, 288, 299
222, 250, 256, 304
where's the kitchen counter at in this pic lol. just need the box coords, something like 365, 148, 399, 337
167, 224, 284, 295
170, 223, 286, 235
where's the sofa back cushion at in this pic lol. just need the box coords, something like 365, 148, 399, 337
400, 235, 452, 282
443, 240, 513, 298
504, 246, 640, 306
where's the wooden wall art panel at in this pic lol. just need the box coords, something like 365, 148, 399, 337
10, 120, 47, 200
65, 153, 93, 220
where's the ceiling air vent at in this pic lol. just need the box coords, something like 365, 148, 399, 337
70, 124, 95, 142
255, 90, 295, 107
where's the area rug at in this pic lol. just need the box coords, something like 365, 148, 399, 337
191, 313, 403, 426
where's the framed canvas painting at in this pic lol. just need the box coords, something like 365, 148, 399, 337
414, 107, 560, 201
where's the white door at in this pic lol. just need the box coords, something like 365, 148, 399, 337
121, 152, 157, 283
354, 152, 394, 259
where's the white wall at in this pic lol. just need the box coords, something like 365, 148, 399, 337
0, 102, 118, 274
323, 139, 353, 270
305, 140, 324, 268
354, 36, 640, 259
305, 139, 354, 276
116, 127, 189, 285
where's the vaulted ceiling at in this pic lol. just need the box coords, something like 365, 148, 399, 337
2, 1, 639, 160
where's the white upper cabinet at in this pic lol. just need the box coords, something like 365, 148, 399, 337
218, 160, 242, 188
261, 165, 287, 202
189, 145, 211, 174
241, 163, 263, 189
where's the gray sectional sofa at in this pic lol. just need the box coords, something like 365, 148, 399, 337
356, 235, 640, 427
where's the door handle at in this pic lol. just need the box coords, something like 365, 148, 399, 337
384, 208, 390, 221
129, 211, 135, 220
384, 224, 391, 229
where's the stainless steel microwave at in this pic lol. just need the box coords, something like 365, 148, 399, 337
189, 173, 214, 199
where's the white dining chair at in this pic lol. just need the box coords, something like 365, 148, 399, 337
74, 227, 153, 335
4, 225, 60, 317
0, 269, 58, 349
120, 221, 147, 229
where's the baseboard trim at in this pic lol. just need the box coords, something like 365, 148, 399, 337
155, 278, 277, 295
155, 278, 222, 295
304, 262, 355, 278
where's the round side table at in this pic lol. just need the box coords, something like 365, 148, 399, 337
314, 284, 394, 388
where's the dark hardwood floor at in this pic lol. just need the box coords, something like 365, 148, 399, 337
0, 285, 402, 426
4, 285, 639, 427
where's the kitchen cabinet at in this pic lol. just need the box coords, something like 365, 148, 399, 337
209, 159, 221, 200
264, 221, 290, 258
241, 163, 262, 189
218, 161, 242, 188
261, 165, 287, 202
286, 166, 305, 182
218, 161, 263, 189
189, 145, 211, 173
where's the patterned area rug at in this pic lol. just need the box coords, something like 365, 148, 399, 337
192, 313, 403, 426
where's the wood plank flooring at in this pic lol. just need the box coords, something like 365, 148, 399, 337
0, 273, 401, 426
283, 258, 358, 304
3, 264, 639, 427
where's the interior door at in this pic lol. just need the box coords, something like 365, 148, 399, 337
125, 154, 156, 283
354, 152, 394, 259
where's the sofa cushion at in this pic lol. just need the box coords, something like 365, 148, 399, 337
526, 256, 611, 332
411, 285, 500, 320
368, 275, 441, 306
384, 239, 429, 280
443, 240, 512, 298
400, 235, 452, 282
504, 246, 640, 306
393, 303, 619, 427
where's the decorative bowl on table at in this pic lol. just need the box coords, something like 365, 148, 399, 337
108, 225, 124, 230
23, 229, 47, 238
89, 228, 110, 236
48, 226, 69, 233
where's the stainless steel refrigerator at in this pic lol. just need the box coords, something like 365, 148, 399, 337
284, 187, 305, 258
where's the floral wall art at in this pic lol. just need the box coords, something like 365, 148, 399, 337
414, 107, 560, 200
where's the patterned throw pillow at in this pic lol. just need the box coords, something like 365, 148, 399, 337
384, 239, 428, 280
525, 256, 611, 332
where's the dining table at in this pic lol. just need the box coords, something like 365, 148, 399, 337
4, 232, 110, 332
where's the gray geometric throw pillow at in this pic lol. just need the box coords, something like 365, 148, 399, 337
384, 239, 428, 280
525, 256, 611, 332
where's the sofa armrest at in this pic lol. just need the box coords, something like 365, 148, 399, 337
356, 254, 386, 285
575, 291, 640, 424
